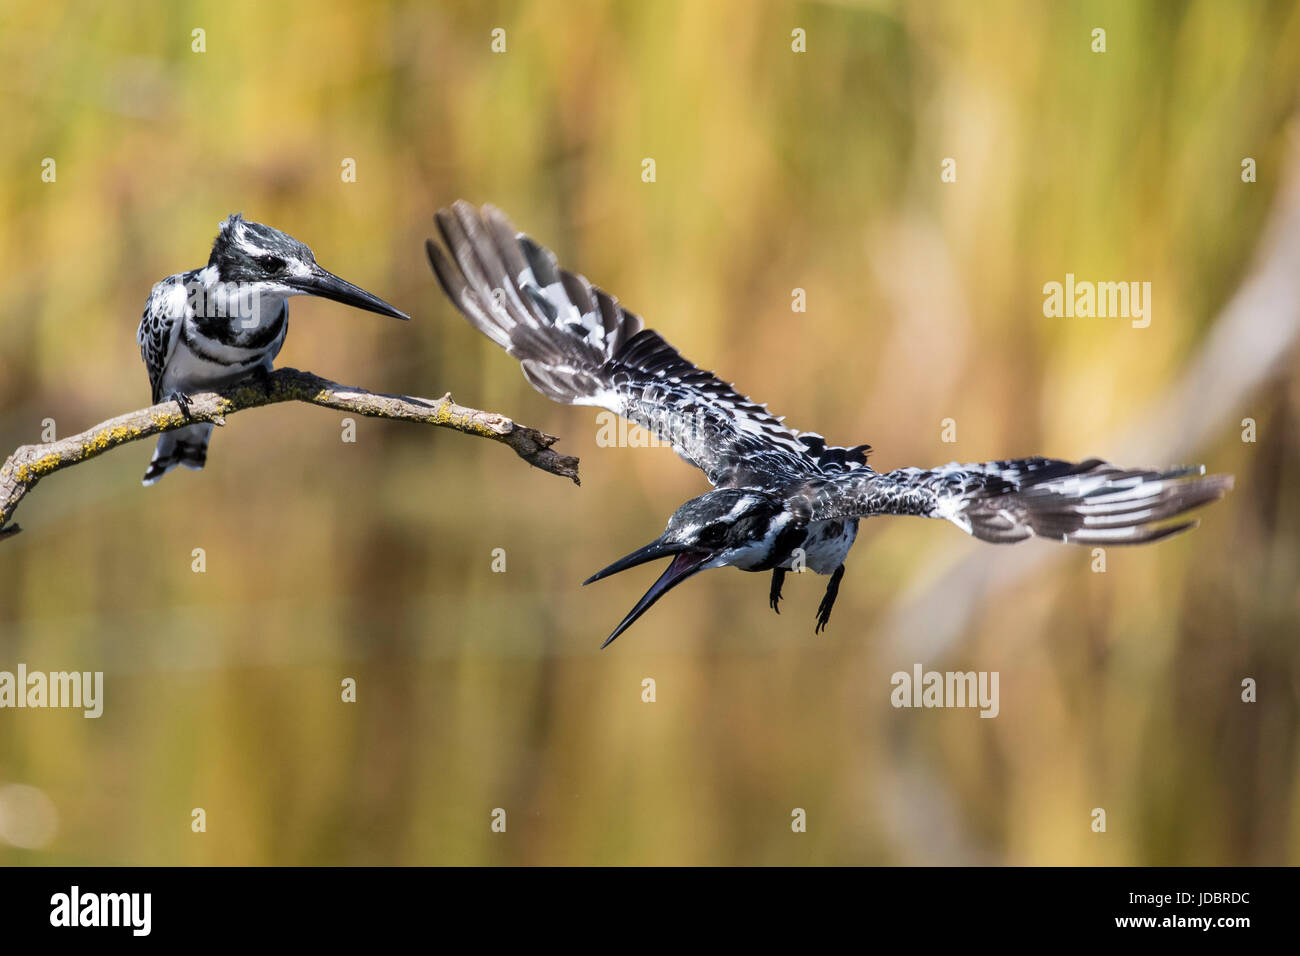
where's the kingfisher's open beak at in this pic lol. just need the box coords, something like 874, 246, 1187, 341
583, 538, 714, 648
292, 266, 409, 320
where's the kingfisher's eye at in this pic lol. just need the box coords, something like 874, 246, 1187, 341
258, 255, 286, 272
698, 524, 726, 547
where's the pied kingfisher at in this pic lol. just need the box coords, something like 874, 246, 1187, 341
136, 214, 408, 485
427, 201, 1232, 648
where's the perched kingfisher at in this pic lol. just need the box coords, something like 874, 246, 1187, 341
136, 214, 408, 484
427, 201, 1232, 648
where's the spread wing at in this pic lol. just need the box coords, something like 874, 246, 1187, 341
426, 201, 869, 489
792, 457, 1233, 545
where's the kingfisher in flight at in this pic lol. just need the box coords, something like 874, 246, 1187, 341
136, 214, 408, 484
427, 201, 1232, 648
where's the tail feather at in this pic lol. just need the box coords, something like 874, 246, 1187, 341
957, 460, 1233, 545
142, 424, 213, 486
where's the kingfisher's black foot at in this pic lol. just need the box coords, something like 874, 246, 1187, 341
769, 568, 786, 614
168, 390, 194, 419
249, 364, 275, 387
814, 564, 846, 634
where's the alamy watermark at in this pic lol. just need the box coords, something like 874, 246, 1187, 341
50, 886, 150, 936
0, 665, 103, 718
890, 663, 999, 718
1043, 273, 1151, 328
595, 408, 712, 449
182, 276, 264, 329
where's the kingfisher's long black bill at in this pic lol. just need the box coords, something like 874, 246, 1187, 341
584, 540, 712, 649
295, 266, 409, 320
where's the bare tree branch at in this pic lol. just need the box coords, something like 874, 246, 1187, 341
0, 367, 579, 539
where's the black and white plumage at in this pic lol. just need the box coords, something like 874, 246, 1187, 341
137, 214, 408, 485
427, 201, 1232, 647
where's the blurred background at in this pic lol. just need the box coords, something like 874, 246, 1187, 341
1, 0, 1298, 865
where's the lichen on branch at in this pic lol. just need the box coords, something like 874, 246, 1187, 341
0, 367, 579, 539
